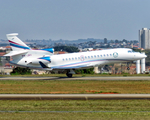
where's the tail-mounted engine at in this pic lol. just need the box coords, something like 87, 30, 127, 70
29, 56, 51, 65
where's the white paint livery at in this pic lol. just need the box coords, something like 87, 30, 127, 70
4, 33, 147, 77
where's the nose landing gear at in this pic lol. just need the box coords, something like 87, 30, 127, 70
127, 62, 131, 70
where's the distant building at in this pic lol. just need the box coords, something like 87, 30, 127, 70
139, 28, 150, 49
0, 52, 6, 56
104, 38, 107, 44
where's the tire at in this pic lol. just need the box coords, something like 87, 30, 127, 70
66, 73, 73, 78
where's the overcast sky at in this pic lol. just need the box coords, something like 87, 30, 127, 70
0, 0, 150, 40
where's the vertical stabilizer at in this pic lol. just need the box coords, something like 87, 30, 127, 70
6, 33, 31, 51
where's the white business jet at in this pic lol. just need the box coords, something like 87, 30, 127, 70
4, 33, 147, 77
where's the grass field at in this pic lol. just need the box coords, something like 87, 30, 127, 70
0, 100, 150, 120
1, 112, 150, 120
0, 80, 150, 94
1, 76, 150, 119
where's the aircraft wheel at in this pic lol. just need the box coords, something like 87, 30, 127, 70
66, 73, 73, 78
127, 67, 130, 70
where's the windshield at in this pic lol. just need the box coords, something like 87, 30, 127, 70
128, 50, 138, 53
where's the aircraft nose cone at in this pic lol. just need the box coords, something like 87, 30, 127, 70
140, 53, 147, 59
134, 53, 147, 60
144, 54, 147, 58
141, 54, 147, 58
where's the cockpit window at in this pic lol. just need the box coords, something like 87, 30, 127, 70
128, 50, 136, 53
132, 50, 136, 52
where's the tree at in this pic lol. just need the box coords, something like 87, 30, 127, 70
10, 67, 32, 75
115, 39, 119, 43
75, 68, 94, 74
54, 46, 79, 53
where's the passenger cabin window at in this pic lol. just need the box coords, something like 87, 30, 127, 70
88, 56, 90, 59
75, 57, 77, 60
78, 57, 80, 60
94, 55, 96, 58
104, 54, 105, 57
66, 58, 68, 61
72, 58, 74, 60
63, 59, 65, 61
100, 55, 102, 57
110, 54, 112, 56
81, 56, 84, 60
69, 58, 71, 60
85, 56, 87, 59
91, 56, 93, 58
97, 55, 99, 57
128, 50, 132, 53
107, 54, 109, 56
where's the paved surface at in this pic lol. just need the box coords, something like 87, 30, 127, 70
0, 94, 150, 100
0, 76, 150, 80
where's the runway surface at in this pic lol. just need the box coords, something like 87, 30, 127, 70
0, 76, 150, 80
1, 94, 150, 100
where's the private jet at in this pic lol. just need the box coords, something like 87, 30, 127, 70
4, 33, 147, 77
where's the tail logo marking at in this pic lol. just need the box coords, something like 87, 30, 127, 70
9, 40, 30, 50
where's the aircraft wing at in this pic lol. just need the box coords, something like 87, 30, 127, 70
4, 50, 28, 56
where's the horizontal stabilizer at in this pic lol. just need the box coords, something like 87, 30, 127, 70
4, 50, 28, 56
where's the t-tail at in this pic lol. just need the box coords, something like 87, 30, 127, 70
6, 33, 31, 51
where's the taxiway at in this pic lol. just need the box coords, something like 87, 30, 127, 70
0, 76, 150, 80
0, 94, 150, 100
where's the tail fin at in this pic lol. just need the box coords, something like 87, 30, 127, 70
6, 33, 31, 51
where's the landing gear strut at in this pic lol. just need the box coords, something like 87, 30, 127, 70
127, 62, 131, 70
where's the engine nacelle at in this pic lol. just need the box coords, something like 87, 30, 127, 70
29, 56, 51, 65
41, 48, 54, 54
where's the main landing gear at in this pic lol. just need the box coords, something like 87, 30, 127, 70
66, 69, 75, 78
66, 73, 73, 78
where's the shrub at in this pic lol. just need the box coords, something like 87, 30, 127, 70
10, 67, 32, 75
75, 68, 94, 74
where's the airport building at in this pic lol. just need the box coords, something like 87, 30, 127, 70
139, 28, 150, 49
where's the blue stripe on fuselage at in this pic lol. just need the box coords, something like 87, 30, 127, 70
51, 59, 131, 69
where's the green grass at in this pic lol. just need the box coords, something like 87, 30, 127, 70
0, 112, 150, 120
0, 80, 150, 94
0, 100, 150, 120
0, 100, 150, 111
0, 75, 150, 119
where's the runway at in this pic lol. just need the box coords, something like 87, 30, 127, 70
0, 76, 150, 80
1, 94, 150, 100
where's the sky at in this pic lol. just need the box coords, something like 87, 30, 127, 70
0, 0, 150, 40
